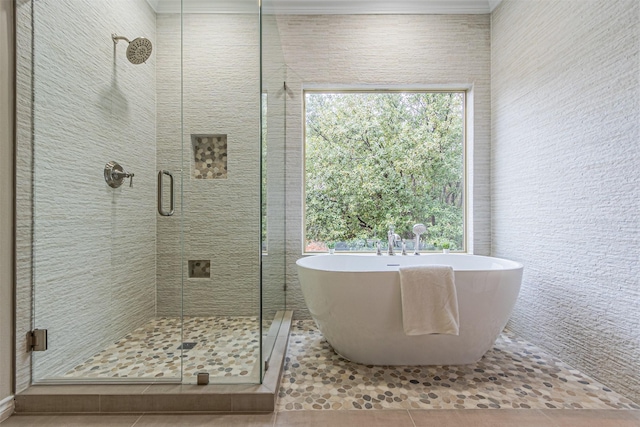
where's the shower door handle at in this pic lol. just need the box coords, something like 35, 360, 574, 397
158, 170, 175, 216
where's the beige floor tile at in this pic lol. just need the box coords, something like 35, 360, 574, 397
540, 409, 640, 427
407, 409, 465, 426
462, 408, 556, 426
274, 410, 414, 427
3, 410, 639, 426
134, 413, 275, 427
412, 409, 640, 427
14, 395, 100, 413
0, 414, 141, 426
18, 385, 149, 395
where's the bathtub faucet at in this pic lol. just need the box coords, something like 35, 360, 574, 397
387, 226, 401, 256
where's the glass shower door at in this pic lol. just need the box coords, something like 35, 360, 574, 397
28, 0, 269, 385
30, 0, 184, 383
260, 2, 288, 377
177, 0, 263, 384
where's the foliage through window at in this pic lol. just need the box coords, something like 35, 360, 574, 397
305, 91, 465, 252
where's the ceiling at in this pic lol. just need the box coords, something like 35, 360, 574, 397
147, 0, 503, 14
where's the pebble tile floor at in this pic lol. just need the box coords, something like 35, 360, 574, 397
3, 318, 640, 426
63, 316, 261, 383
277, 320, 640, 411
59, 317, 639, 412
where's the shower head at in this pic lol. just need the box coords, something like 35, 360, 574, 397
126, 37, 153, 64
112, 34, 153, 64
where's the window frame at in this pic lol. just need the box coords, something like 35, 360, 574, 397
302, 88, 469, 255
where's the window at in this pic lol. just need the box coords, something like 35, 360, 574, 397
304, 91, 465, 253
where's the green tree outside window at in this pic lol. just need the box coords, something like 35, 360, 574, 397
305, 92, 465, 252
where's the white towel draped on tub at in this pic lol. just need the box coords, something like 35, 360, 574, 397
399, 265, 459, 336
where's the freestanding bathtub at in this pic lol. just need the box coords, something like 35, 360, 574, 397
296, 254, 523, 365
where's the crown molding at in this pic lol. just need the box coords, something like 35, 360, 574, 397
265, 0, 495, 15
150, 0, 257, 14
149, 0, 502, 15
146, 0, 160, 12
488, 0, 503, 12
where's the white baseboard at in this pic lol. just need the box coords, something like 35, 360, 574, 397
0, 395, 14, 423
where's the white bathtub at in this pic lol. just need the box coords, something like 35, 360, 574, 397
296, 254, 523, 365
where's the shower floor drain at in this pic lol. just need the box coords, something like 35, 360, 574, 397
177, 342, 197, 350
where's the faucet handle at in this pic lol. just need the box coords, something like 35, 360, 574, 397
104, 161, 134, 189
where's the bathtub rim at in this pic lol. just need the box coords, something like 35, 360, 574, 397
296, 253, 524, 273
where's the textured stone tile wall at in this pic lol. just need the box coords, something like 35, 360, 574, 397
1, 0, 15, 405
491, 0, 640, 404
155, 13, 262, 317
15, 0, 34, 393
275, 14, 492, 319
16, 0, 157, 383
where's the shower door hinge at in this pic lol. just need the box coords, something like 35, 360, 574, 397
29, 329, 48, 352
264, 360, 269, 372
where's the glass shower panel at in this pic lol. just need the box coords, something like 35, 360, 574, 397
29, 0, 267, 385
31, 0, 183, 383
178, 0, 262, 384
260, 3, 288, 376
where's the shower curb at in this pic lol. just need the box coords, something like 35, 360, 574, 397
13, 311, 292, 414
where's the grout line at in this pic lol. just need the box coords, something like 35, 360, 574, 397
406, 409, 417, 427
130, 413, 144, 427
537, 409, 562, 427
272, 410, 279, 427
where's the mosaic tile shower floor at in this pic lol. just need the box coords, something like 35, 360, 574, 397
277, 320, 639, 411
64, 316, 260, 382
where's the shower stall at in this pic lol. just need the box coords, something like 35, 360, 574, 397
16, 0, 288, 386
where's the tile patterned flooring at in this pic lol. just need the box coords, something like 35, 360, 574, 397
60, 317, 639, 412
3, 410, 640, 426
6, 317, 639, 426
277, 320, 639, 411
63, 317, 260, 383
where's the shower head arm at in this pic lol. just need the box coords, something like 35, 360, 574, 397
112, 34, 152, 64
112, 34, 131, 45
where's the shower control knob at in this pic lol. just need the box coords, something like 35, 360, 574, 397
104, 161, 134, 189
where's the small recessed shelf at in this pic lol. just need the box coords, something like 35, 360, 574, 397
191, 134, 227, 179
188, 260, 210, 278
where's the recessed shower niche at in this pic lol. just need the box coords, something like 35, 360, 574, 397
188, 260, 211, 278
191, 134, 228, 179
